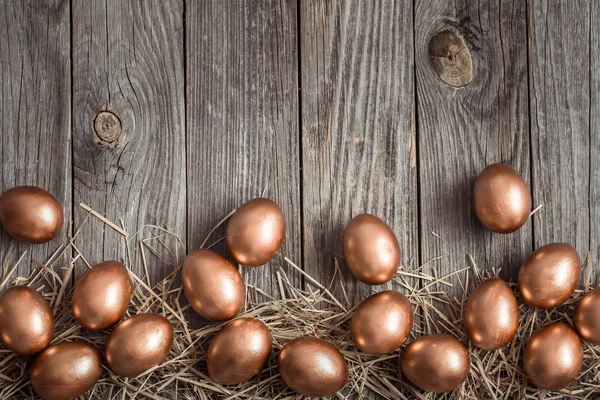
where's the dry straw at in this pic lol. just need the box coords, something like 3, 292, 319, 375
0, 205, 599, 399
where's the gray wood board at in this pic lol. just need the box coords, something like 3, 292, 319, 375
300, 0, 418, 307
529, 0, 599, 283
415, 0, 531, 328
592, 1, 600, 284
0, 0, 72, 279
72, 0, 186, 281
185, 0, 302, 308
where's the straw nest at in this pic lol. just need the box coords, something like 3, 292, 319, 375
0, 204, 598, 400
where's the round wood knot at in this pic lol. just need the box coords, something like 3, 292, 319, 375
93, 111, 123, 148
428, 32, 473, 87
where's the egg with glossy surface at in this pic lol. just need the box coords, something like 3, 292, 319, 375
30, 342, 102, 400
207, 317, 272, 385
226, 198, 285, 267
464, 277, 519, 350
106, 313, 173, 377
278, 336, 348, 397
343, 214, 400, 285
0, 186, 64, 243
182, 249, 245, 321
0, 286, 54, 355
523, 322, 582, 390
518, 243, 580, 309
351, 290, 413, 355
400, 334, 470, 393
72, 260, 132, 331
574, 286, 600, 344
473, 164, 531, 233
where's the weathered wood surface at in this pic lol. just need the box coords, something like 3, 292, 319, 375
529, 0, 599, 284
0, 1, 599, 399
415, 0, 532, 322
300, 0, 418, 306
0, 0, 598, 337
592, 2, 600, 282
0, 0, 71, 278
186, 0, 302, 302
71, 0, 186, 280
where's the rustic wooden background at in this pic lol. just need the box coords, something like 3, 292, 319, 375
1, 0, 598, 330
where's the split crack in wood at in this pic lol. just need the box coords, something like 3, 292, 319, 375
428, 32, 473, 88
93, 111, 123, 149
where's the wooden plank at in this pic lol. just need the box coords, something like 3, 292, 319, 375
186, 0, 301, 300
529, 0, 598, 281
0, 0, 71, 279
592, 2, 600, 282
415, 0, 531, 313
72, 0, 186, 280
300, 0, 417, 305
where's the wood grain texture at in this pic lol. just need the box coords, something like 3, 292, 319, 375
72, 0, 186, 280
529, 0, 599, 281
415, 0, 531, 315
300, 0, 417, 305
186, 0, 301, 301
592, 1, 600, 283
0, 0, 71, 278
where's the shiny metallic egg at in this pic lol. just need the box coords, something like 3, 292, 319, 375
0, 186, 64, 243
207, 317, 272, 385
518, 243, 580, 309
473, 164, 531, 233
226, 198, 285, 267
72, 260, 132, 331
464, 277, 519, 350
106, 313, 173, 377
30, 342, 102, 400
574, 286, 600, 344
351, 290, 413, 355
278, 336, 348, 397
343, 214, 400, 285
400, 334, 470, 393
182, 249, 245, 321
0, 286, 54, 355
523, 323, 582, 390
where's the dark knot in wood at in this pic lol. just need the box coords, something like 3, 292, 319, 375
428, 32, 473, 88
93, 111, 123, 149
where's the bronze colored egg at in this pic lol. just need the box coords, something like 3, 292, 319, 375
72, 261, 132, 331
518, 243, 580, 309
351, 290, 413, 355
473, 164, 531, 233
0, 186, 64, 243
523, 322, 582, 390
464, 277, 519, 350
226, 198, 286, 267
343, 214, 400, 285
400, 334, 470, 393
182, 249, 245, 321
574, 286, 600, 344
278, 336, 348, 397
0, 286, 54, 355
207, 317, 272, 385
30, 342, 102, 400
106, 313, 173, 377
